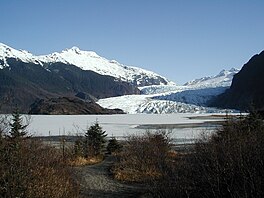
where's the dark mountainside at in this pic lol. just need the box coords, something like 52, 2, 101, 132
29, 97, 124, 115
210, 51, 264, 111
0, 58, 139, 113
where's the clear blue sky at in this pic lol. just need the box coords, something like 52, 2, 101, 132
1, 0, 264, 84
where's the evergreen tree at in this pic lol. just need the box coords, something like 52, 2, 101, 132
85, 121, 107, 157
107, 137, 122, 154
9, 108, 28, 139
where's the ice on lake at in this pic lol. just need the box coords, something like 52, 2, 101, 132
27, 113, 228, 143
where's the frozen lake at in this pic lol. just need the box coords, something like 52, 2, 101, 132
27, 113, 227, 143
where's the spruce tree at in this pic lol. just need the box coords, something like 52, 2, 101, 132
107, 137, 122, 154
85, 121, 107, 157
9, 108, 28, 139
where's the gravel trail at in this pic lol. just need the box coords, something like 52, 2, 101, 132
74, 156, 150, 198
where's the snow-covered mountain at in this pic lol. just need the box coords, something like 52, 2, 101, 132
150, 68, 240, 106
0, 43, 174, 86
184, 68, 239, 88
0, 43, 240, 114
139, 68, 239, 95
0, 43, 42, 67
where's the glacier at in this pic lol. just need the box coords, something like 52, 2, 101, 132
98, 68, 239, 114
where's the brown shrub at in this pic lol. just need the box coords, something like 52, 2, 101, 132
152, 113, 264, 198
0, 138, 79, 198
112, 131, 173, 183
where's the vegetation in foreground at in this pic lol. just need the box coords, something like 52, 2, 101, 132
0, 110, 79, 198
0, 110, 123, 197
112, 131, 173, 183
2, 109, 264, 197
112, 113, 264, 197
70, 121, 108, 166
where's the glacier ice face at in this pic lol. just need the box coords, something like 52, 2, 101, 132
97, 93, 236, 114
98, 68, 240, 114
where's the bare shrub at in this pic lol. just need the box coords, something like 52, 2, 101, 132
112, 130, 172, 182
0, 138, 79, 198
153, 113, 264, 197
0, 110, 79, 198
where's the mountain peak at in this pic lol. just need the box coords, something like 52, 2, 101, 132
184, 68, 239, 88
215, 68, 240, 78
61, 46, 99, 58
64, 46, 81, 53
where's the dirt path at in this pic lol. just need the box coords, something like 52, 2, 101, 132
74, 155, 150, 198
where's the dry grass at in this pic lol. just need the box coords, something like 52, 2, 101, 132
69, 155, 104, 166
114, 166, 162, 182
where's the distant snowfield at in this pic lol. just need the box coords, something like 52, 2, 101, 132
27, 113, 230, 142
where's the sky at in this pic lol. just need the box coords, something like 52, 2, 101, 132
1, 0, 264, 85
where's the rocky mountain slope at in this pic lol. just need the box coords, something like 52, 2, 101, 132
210, 51, 264, 111
0, 56, 139, 113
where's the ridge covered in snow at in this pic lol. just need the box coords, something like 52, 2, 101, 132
139, 68, 239, 95
184, 68, 239, 88
0, 43, 42, 68
0, 43, 174, 86
38, 46, 175, 86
